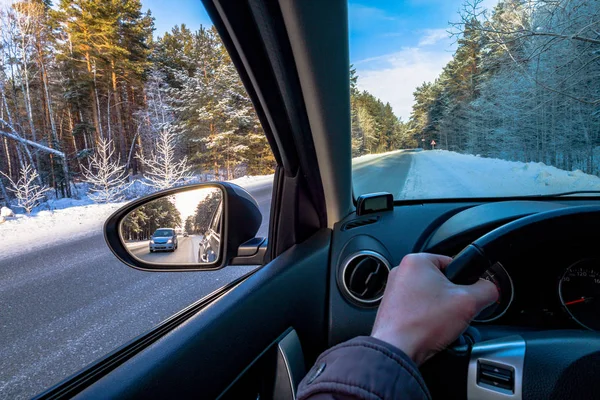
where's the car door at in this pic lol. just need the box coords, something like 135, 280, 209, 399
36, 1, 350, 398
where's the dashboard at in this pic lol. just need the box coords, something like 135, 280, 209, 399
446, 246, 599, 331
328, 199, 600, 346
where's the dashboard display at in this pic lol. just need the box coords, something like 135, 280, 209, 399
559, 259, 600, 330
473, 263, 514, 323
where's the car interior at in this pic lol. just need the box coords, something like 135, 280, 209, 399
34, 1, 600, 399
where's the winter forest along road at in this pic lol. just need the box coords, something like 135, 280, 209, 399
0, 152, 412, 399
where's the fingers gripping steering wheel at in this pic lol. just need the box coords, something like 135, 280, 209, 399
434, 206, 600, 400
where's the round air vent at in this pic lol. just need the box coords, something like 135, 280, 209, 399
341, 250, 391, 305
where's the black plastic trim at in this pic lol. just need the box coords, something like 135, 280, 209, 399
394, 195, 600, 206
444, 206, 600, 285
422, 201, 566, 254
203, 0, 328, 260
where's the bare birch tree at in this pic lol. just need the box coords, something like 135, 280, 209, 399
1, 163, 50, 214
136, 126, 192, 191
82, 137, 130, 203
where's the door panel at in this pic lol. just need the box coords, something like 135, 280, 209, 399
219, 328, 305, 399
73, 230, 331, 399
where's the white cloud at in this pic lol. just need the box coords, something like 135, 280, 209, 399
348, 4, 396, 22
356, 48, 453, 120
418, 28, 450, 46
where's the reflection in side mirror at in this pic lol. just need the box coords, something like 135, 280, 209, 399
120, 187, 223, 266
104, 182, 263, 271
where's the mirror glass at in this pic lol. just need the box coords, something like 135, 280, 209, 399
120, 187, 223, 265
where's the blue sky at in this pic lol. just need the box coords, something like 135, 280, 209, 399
142, 0, 499, 119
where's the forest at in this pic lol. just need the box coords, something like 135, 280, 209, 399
120, 189, 221, 240
409, 0, 600, 175
121, 197, 181, 241
0, 0, 404, 212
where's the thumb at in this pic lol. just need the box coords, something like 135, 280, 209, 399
464, 278, 499, 314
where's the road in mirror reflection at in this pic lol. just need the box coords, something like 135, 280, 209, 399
121, 187, 223, 265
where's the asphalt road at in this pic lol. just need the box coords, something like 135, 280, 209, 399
0, 152, 411, 399
352, 150, 414, 198
128, 235, 203, 264
0, 181, 273, 399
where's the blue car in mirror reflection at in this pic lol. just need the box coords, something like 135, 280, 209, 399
149, 228, 179, 252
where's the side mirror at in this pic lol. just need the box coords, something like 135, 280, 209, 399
104, 182, 263, 271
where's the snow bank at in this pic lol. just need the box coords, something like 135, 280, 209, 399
399, 150, 600, 199
228, 174, 273, 188
0, 202, 124, 261
0, 174, 276, 261
5, 150, 600, 260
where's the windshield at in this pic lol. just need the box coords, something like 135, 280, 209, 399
153, 229, 174, 237
349, 0, 600, 200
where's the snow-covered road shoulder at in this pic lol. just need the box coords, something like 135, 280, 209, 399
0, 176, 275, 261
400, 150, 600, 199
0, 202, 125, 261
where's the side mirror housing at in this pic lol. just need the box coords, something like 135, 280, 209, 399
104, 182, 263, 271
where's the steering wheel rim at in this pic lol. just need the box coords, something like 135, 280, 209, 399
445, 205, 600, 285
438, 205, 600, 399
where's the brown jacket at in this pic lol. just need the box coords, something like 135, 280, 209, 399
298, 336, 431, 400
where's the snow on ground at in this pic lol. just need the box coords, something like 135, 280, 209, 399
399, 150, 600, 199
4, 150, 600, 260
0, 202, 125, 261
228, 174, 273, 188
0, 176, 274, 261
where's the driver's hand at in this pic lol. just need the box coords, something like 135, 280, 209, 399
371, 253, 498, 365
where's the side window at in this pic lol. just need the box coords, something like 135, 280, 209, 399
0, 1, 273, 398
212, 203, 223, 235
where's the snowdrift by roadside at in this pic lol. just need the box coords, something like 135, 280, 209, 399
0, 176, 274, 261
6, 149, 600, 261
228, 174, 274, 189
0, 202, 125, 261
399, 150, 600, 199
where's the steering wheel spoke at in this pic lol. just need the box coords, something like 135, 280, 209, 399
434, 206, 600, 399
468, 336, 525, 399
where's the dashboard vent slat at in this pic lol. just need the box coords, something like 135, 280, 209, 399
340, 251, 391, 306
343, 216, 379, 231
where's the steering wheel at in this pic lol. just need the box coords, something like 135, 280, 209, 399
432, 205, 600, 399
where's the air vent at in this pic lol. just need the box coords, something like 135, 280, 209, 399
343, 216, 379, 231
341, 251, 391, 305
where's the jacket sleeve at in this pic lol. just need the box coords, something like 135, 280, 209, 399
297, 336, 431, 400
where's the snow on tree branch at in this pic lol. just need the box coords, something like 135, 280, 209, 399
136, 126, 192, 191
1, 163, 50, 214
82, 137, 131, 203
